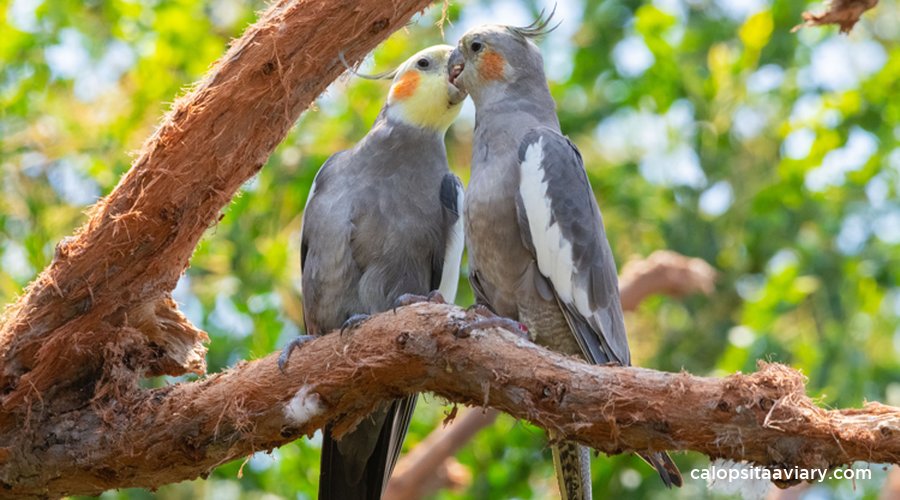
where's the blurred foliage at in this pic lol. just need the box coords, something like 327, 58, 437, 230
2, 0, 899, 498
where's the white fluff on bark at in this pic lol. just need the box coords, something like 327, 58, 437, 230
283, 385, 324, 425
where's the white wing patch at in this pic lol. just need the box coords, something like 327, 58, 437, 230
438, 183, 465, 303
519, 138, 592, 317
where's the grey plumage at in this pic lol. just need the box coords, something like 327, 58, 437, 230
450, 24, 682, 496
301, 124, 461, 331
516, 128, 630, 366
298, 45, 465, 500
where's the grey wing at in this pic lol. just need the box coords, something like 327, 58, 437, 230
514, 127, 631, 366
382, 395, 417, 487
432, 174, 465, 302
299, 151, 361, 335
300, 156, 331, 273
306, 152, 418, 497
468, 268, 495, 312
320, 395, 416, 498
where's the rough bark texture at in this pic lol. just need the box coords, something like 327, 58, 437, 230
0, 0, 433, 495
2, 303, 899, 497
385, 249, 718, 499
0, 0, 433, 408
0, 0, 897, 497
794, 0, 879, 33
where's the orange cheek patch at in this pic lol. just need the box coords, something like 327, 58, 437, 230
391, 71, 419, 100
479, 50, 506, 81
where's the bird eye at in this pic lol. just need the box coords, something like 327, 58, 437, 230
416, 58, 430, 69
470, 41, 483, 53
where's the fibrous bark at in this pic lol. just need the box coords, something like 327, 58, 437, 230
385, 249, 718, 499
3, 303, 899, 497
0, 0, 897, 498
0, 0, 433, 409
0, 0, 433, 495
793, 0, 879, 33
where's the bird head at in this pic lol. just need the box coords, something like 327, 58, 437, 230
447, 11, 558, 105
362, 45, 467, 132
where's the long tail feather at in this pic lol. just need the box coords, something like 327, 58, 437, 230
550, 431, 592, 500
319, 396, 417, 500
639, 451, 683, 488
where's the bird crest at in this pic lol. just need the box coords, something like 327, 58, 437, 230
507, 5, 562, 41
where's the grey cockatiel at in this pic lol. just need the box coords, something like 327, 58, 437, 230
282, 45, 466, 499
447, 18, 682, 498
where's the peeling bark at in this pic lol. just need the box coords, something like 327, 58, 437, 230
793, 0, 879, 33
0, 0, 432, 435
2, 304, 898, 497
0, 0, 434, 495
0, 0, 897, 497
385, 249, 719, 499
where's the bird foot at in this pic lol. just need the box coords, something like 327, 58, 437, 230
465, 303, 497, 318
277, 334, 316, 372
340, 313, 370, 336
458, 317, 529, 339
392, 291, 446, 312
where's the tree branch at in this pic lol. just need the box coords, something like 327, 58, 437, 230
385, 407, 499, 499
0, 0, 435, 495
1, 0, 896, 497
386, 249, 718, 499
0, 0, 432, 442
793, 0, 879, 33
2, 303, 897, 497
619, 250, 716, 310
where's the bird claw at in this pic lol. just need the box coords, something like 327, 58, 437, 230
340, 314, 370, 336
277, 334, 316, 372
458, 317, 529, 339
391, 291, 446, 312
465, 303, 496, 318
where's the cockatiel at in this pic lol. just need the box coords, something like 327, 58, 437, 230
447, 17, 682, 498
282, 45, 466, 499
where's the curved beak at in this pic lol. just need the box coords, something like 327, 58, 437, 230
448, 47, 466, 91
447, 47, 467, 105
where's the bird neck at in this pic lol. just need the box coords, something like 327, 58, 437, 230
387, 104, 453, 134
357, 117, 448, 171
372, 109, 447, 143
472, 75, 560, 129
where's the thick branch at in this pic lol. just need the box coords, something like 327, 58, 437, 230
3, 303, 897, 497
619, 250, 716, 311
386, 249, 718, 499
793, 0, 878, 33
0, 0, 895, 496
0, 0, 432, 412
